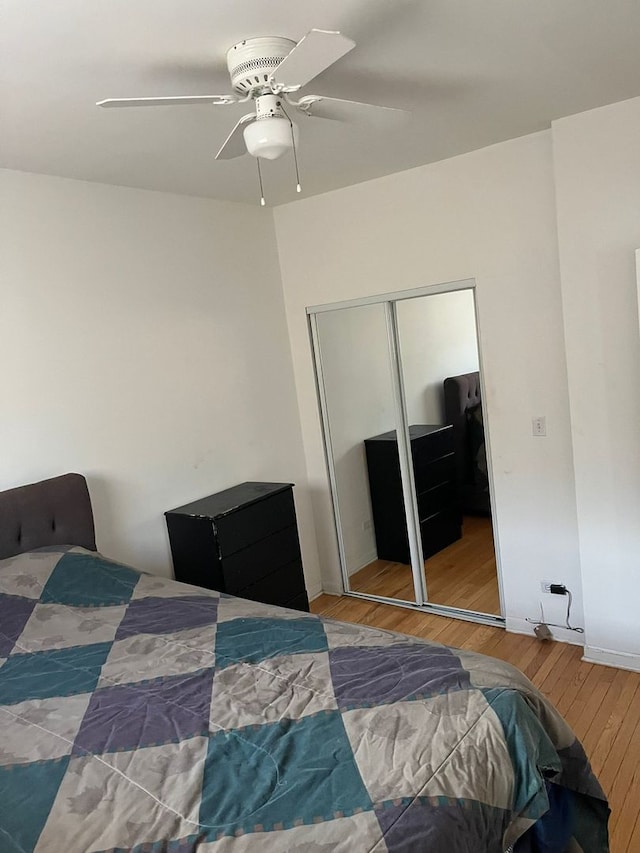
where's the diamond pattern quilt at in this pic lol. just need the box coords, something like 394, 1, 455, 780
0, 547, 609, 852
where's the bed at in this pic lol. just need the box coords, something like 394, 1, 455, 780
444, 370, 492, 515
0, 474, 609, 852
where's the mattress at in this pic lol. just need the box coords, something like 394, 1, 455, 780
0, 546, 609, 852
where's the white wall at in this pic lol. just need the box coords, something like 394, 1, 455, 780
397, 289, 480, 425
0, 169, 321, 596
275, 131, 583, 640
553, 96, 640, 667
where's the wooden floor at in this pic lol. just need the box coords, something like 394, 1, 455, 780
311, 593, 640, 853
350, 515, 501, 615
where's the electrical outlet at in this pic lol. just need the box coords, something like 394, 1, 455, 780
541, 580, 565, 594
532, 416, 546, 436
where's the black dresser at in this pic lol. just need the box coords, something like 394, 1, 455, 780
165, 482, 309, 612
364, 424, 461, 565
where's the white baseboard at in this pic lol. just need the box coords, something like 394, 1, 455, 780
310, 590, 341, 602
347, 549, 379, 577
505, 616, 585, 647
582, 646, 640, 673
306, 584, 324, 602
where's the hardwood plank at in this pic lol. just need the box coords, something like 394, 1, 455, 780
587, 673, 640, 778
536, 643, 582, 696
561, 664, 614, 735
523, 637, 566, 683
605, 713, 640, 839
624, 801, 640, 853
570, 666, 617, 743
548, 658, 594, 719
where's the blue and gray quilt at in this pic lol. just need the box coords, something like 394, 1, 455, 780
0, 547, 609, 852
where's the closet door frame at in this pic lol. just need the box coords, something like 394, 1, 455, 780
308, 278, 505, 628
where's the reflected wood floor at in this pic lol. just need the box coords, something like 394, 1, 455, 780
350, 515, 501, 615
311, 593, 640, 852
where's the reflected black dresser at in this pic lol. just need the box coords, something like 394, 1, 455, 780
165, 482, 309, 612
365, 424, 461, 565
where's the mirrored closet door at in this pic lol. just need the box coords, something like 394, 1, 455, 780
313, 302, 420, 606
309, 281, 503, 625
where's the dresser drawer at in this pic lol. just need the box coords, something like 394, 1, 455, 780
413, 452, 456, 490
222, 524, 302, 593
420, 507, 462, 560
233, 559, 306, 607
215, 488, 295, 556
417, 480, 458, 521
412, 427, 454, 465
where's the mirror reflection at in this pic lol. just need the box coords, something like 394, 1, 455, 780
396, 290, 499, 614
313, 286, 500, 618
316, 303, 417, 604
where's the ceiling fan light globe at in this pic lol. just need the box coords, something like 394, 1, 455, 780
243, 117, 298, 160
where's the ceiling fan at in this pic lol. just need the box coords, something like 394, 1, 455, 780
97, 29, 408, 202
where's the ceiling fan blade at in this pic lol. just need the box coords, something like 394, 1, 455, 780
297, 95, 409, 126
215, 113, 255, 160
96, 95, 236, 108
271, 29, 355, 90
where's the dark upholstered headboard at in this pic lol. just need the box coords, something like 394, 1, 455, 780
443, 371, 482, 420
443, 371, 482, 484
443, 371, 491, 515
0, 474, 96, 560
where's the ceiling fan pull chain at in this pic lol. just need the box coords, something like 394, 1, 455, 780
256, 157, 266, 207
292, 132, 302, 193
281, 103, 302, 193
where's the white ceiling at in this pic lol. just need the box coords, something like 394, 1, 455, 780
2, 0, 640, 206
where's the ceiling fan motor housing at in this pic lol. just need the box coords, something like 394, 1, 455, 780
226, 37, 296, 94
